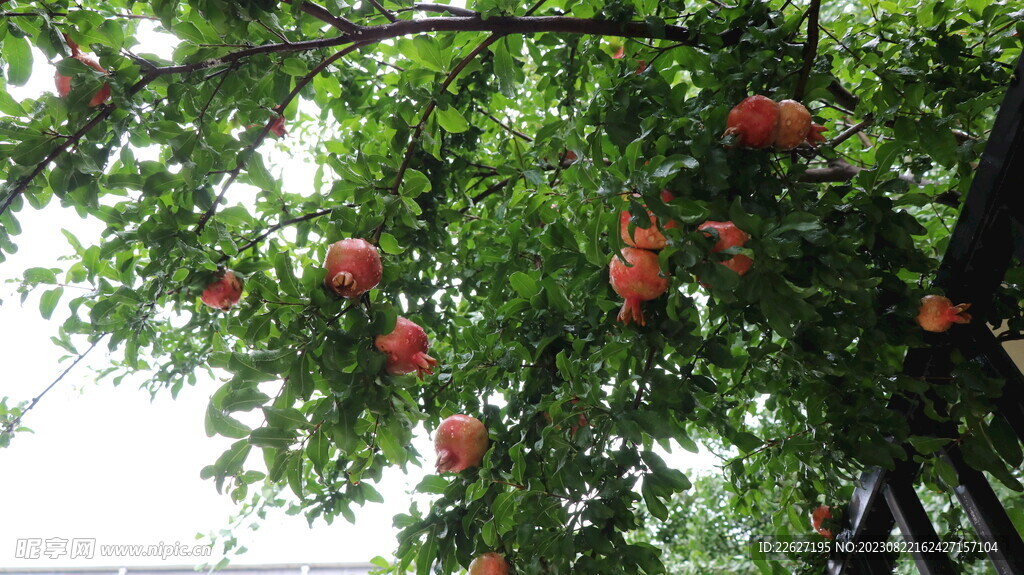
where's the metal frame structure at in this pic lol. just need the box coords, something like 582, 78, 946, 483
828, 55, 1024, 575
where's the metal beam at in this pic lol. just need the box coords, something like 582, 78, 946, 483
882, 479, 958, 575
943, 447, 1024, 575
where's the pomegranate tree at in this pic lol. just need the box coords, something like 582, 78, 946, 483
609, 247, 670, 326
374, 316, 438, 378
55, 35, 110, 107
811, 505, 834, 539
468, 552, 510, 575
723, 95, 826, 150
698, 221, 753, 276
323, 238, 382, 298
201, 271, 244, 311
916, 295, 972, 332
434, 414, 489, 473
619, 189, 679, 250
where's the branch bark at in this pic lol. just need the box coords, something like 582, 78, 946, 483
794, 0, 820, 102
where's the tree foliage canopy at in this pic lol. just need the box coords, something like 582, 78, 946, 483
2, 0, 1023, 572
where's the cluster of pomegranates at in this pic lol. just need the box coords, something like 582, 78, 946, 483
723, 95, 826, 150
54, 35, 110, 107
610, 190, 752, 325
202, 237, 436, 378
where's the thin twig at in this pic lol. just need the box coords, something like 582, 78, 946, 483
406, 3, 478, 17
1, 336, 107, 437
484, 112, 533, 142
234, 207, 342, 255
828, 115, 873, 148
288, 0, 362, 33
366, 0, 398, 22
388, 34, 503, 197
195, 43, 368, 235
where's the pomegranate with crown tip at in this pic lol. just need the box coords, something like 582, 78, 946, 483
811, 505, 835, 539
609, 247, 669, 326
201, 271, 244, 311
269, 116, 286, 137
468, 552, 509, 575
698, 221, 753, 276
723, 95, 779, 148
916, 295, 972, 332
55, 35, 110, 107
375, 316, 438, 378
434, 414, 489, 473
323, 238, 382, 298
619, 190, 679, 250
775, 100, 827, 150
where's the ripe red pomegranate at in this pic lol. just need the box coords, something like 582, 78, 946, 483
543, 399, 589, 435
323, 238, 382, 298
55, 37, 110, 107
201, 271, 244, 311
811, 505, 834, 539
775, 100, 827, 150
723, 95, 779, 148
698, 221, 753, 276
619, 190, 679, 250
916, 295, 972, 332
609, 247, 670, 326
269, 116, 287, 137
375, 316, 438, 378
434, 414, 489, 473
724, 96, 826, 149
468, 552, 510, 575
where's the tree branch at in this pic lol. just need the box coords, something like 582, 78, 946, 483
793, 0, 820, 101
287, 0, 362, 33
1, 335, 106, 438
483, 111, 534, 142
828, 115, 873, 148
366, 0, 398, 22
1, 13, 731, 220
798, 158, 944, 195
195, 43, 368, 235
406, 3, 478, 17
234, 206, 346, 255
149, 15, 718, 77
389, 34, 503, 196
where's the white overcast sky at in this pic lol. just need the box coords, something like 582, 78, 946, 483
0, 17, 719, 571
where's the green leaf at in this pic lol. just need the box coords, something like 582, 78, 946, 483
205, 404, 252, 439
402, 169, 432, 198
378, 232, 405, 255
248, 427, 298, 449
263, 407, 310, 430
986, 417, 1023, 468
4, 35, 33, 86
509, 271, 541, 298
436, 106, 470, 133
39, 288, 63, 320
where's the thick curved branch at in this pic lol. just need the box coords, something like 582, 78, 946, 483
799, 158, 947, 200
2, 13, 732, 221
151, 15, 721, 77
